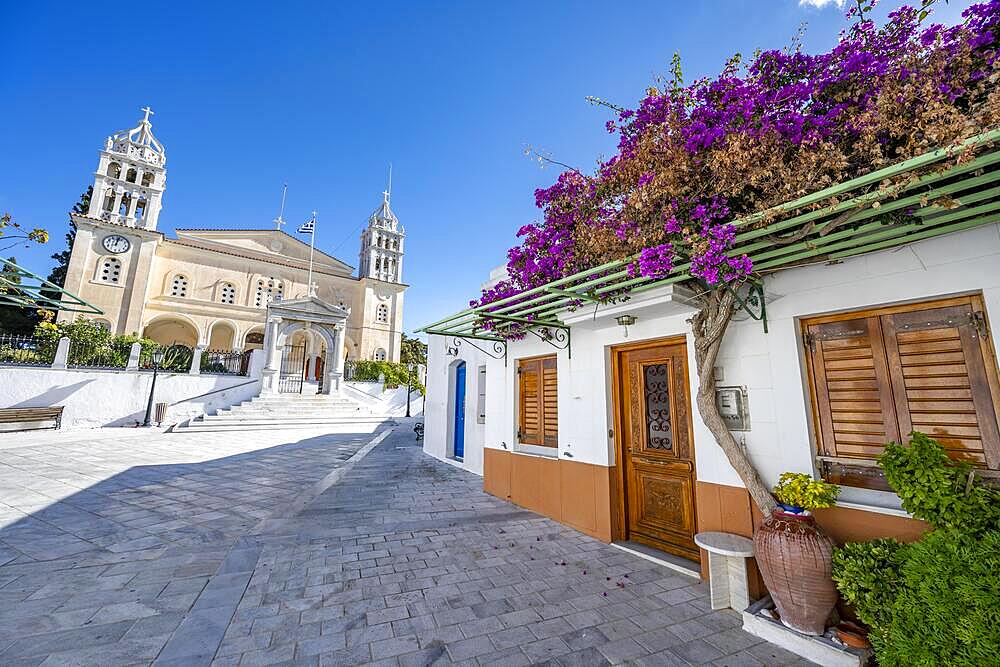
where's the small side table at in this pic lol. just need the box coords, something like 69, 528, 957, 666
694, 531, 755, 612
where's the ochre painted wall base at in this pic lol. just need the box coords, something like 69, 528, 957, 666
695, 480, 928, 598
483, 451, 928, 597
483, 448, 612, 542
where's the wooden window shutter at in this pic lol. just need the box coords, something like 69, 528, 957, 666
805, 316, 901, 486
880, 298, 1000, 469
518, 358, 543, 445
518, 356, 558, 447
541, 356, 558, 447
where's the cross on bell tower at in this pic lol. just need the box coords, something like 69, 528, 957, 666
85, 107, 167, 230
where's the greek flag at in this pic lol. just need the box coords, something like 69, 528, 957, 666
297, 216, 315, 234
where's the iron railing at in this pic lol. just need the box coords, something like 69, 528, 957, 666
343, 360, 373, 382
67, 338, 133, 369
200, 349, 251, 376
0, 332, 57, 366
139, 344, 193, 372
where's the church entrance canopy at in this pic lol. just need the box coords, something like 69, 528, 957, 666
260, 294, 348, 395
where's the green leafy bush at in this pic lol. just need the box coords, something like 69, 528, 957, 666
831, 539, 903, 642
833, 433, 1000, 666
880, 431, 1000, 534
33, 316, 166, 369
773, 472, 839, 510
877, 528, 1000, 666
348, 359, 424, 394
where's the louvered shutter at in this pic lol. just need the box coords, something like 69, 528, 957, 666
477, 365, 487, 425
881, 301, 1000, 468
518, 359, 543, 445
541, 356, 558, 447
805, 316, 901, 486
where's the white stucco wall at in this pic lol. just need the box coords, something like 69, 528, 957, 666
424, 335, 490, 475
423, 224, 1000, 511
0, 367, 261, 430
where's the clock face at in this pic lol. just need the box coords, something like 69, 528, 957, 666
102, 235, 131, 254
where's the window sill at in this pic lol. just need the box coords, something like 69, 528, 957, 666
514, 444, 559, 458
89, 280, 124, 289
834, 500, 913, 519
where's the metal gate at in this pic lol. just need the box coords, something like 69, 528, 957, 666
278, 344, 307, 394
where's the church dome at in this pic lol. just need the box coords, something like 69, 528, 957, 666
105, 107, 166, 167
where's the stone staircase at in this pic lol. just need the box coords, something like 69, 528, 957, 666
174, 392, 393, 432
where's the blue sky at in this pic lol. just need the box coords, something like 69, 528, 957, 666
0, 0, 975, 337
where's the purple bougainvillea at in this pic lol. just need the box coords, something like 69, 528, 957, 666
473, 1, 1000, 324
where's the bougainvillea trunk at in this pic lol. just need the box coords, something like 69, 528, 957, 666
691, 288, 778, 517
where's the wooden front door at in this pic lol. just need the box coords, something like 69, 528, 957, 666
616, 340, 699, 561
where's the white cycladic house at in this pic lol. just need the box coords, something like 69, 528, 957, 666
422, 223, 1000, 585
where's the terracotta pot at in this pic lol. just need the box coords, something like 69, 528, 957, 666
753, 509, 838, 636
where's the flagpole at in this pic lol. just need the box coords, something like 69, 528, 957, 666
307, 211, 316, 296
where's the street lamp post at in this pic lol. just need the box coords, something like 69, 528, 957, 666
142, 348, 166, 427
405, 364, 414, 418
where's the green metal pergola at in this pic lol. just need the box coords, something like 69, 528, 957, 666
0, 257, 104, 314
419, 128, 1000, 354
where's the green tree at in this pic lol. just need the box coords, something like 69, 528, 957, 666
399, 333, 427, 366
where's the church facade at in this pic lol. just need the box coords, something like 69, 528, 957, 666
58, 109, 407, 362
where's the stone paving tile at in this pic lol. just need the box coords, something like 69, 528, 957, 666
1, 424, 794, 666
218, 429, 787, 666
0, 428, 380, 666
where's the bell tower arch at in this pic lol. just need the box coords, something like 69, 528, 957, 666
86, 106, 167, 230
358, 176, 405, 283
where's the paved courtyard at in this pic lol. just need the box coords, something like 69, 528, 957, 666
0, 426, 808, 666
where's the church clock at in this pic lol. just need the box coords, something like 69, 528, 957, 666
102, 234, 131, 254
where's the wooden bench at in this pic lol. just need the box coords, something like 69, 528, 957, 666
0, 406, 64, 432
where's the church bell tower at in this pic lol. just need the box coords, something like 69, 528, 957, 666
359, 186, 405, 283
86, 107, 167, 230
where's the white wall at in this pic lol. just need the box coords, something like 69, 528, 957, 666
0, 367, 261, 430
423, 224, 1000, 511
343, 381, 425, 417
424, 334, 491, 475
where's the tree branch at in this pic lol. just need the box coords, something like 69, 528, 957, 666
690, 288, 778, 516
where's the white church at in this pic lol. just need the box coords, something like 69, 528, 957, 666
57, 108, 408, 374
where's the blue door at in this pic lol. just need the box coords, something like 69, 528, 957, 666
454, 362, 467, 459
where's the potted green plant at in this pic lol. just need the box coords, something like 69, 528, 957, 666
773, 472, 840, 515
753, 472, 840, 636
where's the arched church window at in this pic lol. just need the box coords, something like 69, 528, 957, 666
392, 239, 399, 250
126, 167, 138, 183
99, 257, 122, 284
374, 348, 387, 361
170, 274, 189, 297
118, 193, 131, 217
254, 278, 283, 307
141, 172, 153, 187
107, 162, 121, 178
375, 258, 381, 271
220, 282, 236, 305
135, 197, 147, 221
375, 303, 389, 324
103, 189, 115, 212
